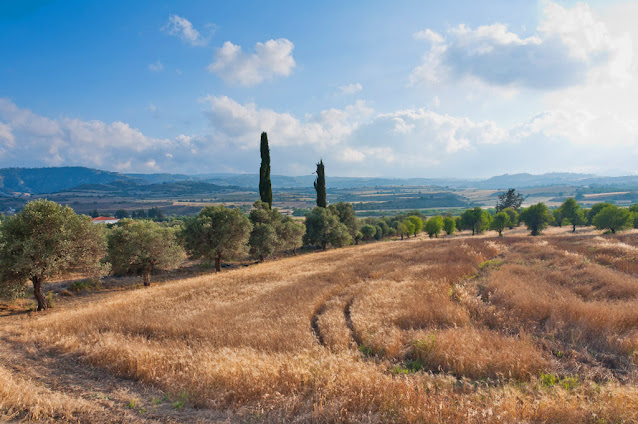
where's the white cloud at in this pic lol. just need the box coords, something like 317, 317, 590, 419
0, 98, 176, 171
208, 38, 296, 86
411, 2, 630, 89
413, 28, 444, 44
201, 95, 373, 149
0, 122, 15, 148
3, 83, 638, 177
339, 83, 363, 95
163, 15, 210, 46
514, 109, 638, 147
148, 61, 164, 72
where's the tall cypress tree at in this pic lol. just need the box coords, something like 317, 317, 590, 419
314, 159, 327, 208
259, 132, 272, 208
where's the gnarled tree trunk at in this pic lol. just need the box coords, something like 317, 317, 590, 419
215, 252, 222, 272
32, 275, 48, 311
142, 266, 152, 286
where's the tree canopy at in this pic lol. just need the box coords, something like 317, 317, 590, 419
559, 198, 585, 232
248, 201, 304, 260
183, 205, 252, 271
443, 216, 456, 235
461, 207, 491, 235
360, 224, 376, 240
0, 199, 106, 310
496, 189, 524, 212
107, 219, 184, 286
406, 216, 423, 237
519, 203, 550, 236
304, 207, 350, 249
592, 205, 632, 234
425, 216, 444, 238
490, 211, 511, 236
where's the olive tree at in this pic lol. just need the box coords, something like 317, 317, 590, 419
0, 200, 107, 310
396, 222, 408, 240
587, 202, 613, 225
183, 205, 252, 271
406, 215, 423, 237
502, 207, 518, 229
402, 219, 416, 238
277, 216, 305, 255
304, 207, 351, 249
443, 216, 456, 235
490, 212, 511, 237
107, 219, 185, 286
592, 205, 632, 234
425, 216, 444, 238
360, 224, 377, 240
559, 198, 585, 232
329, 202, 359, 240
248, 201, 304, 260
519, 203, 551, 236
460, 207, 490, 235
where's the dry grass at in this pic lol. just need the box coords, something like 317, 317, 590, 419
0, 363, 92, 422
2, 233, 638, 422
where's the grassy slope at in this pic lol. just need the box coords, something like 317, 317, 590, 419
2, 230, 638, 422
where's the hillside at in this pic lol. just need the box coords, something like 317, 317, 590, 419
4, 166, 638, 195
0, 167, 132, 195
2, 231, 638, 422
63, 180, 248, 198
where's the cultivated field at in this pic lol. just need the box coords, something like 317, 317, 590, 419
3, 230, 638, 422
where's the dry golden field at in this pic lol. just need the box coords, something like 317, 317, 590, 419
3, 229, 638, 423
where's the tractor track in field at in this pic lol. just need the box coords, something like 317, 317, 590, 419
310, 281, 367, 352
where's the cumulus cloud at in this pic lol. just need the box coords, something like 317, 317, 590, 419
3, 91, 638, 178
410, 2, 630, 89
0, 98, 176, 171
208, 39, 296, 86
339, 83, 363, 95
201, 95, 373, 149
0, 122, 15, 148
163, 14, 210, 46
148, 61, 164, 72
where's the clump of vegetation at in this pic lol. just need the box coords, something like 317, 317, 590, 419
519, 202, 551, 235
107, 219, 185, 286
0, 199, 107, 310
424, 215, 443, 238
182, 205, 252, 272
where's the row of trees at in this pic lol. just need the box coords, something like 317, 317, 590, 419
91, 207, 166, 221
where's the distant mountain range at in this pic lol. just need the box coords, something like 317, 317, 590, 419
2, 166, 638, 196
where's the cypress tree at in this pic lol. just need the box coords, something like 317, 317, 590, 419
314, 159, 327, 208
259, 132, 272, 208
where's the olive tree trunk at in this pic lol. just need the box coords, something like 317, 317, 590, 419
215, 252, 222, 272
142, 266, 152, 287
32, 275, 48, 311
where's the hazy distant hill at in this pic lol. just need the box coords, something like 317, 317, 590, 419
0, 167, 132, 195
3, 166, 638, 195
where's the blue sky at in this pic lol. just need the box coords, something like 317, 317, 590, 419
1, 0, 637, 177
